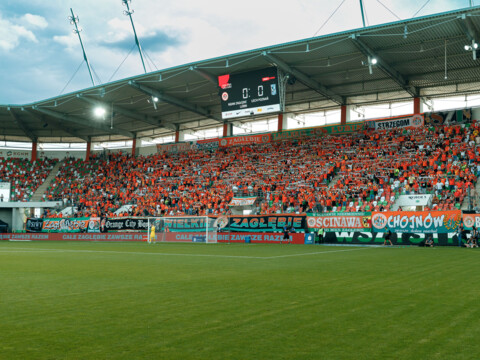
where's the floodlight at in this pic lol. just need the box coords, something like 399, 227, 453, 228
464, 40, 478, 60
152, 96, 159, 102
370, 58, 378, 65
94, 106, 106, 118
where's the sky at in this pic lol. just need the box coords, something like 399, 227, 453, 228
0, 0, 471, 105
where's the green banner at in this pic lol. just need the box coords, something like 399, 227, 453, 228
271, 122, 365, 142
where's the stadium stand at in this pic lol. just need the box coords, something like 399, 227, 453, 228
0, 157, 57, 201
35, 119, 480, 218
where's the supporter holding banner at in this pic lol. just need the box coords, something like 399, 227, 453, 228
371, 210, 462, 233
229, 197, 257, 206
307, 212, 372, 232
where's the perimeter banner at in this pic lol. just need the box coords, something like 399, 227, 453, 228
322, 231, 459, 246
29, 217, 150, 233
29, 215, 304, 233
41, 218, 90, 232
224, 214, 306, 232
102, 218, 149, 231
462, 213, 480, 230
307, 212, 371, 231
371, 210, 462, 233
26, 218, 43, 232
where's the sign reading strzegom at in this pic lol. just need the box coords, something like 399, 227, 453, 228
371, 211, 461, 233
370, 114, 424, 130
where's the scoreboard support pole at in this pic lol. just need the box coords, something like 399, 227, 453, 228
223, 122, 232, 137
277, 113, 284, 132
341, 105, 350, 125
31, 141, 37, 162
413, 97, 422, 114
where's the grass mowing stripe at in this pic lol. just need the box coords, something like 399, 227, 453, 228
1, 243, 479, 359
264, 247, 370, 258
0, 246, 371, 260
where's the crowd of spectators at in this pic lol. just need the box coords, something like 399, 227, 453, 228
4, 120, 478, 218
0, 158, 56, 201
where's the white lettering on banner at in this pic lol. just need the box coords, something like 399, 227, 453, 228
433, 215, 444, 228
374, 115, 424, 130
335, 232, 355, 240
387, 214, 446, 230
309, 216, 364, 229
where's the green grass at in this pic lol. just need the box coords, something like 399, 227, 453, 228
0, 242, 479, 359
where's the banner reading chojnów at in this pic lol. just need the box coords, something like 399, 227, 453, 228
307, 212, 371, 231
371, 210, 461, 233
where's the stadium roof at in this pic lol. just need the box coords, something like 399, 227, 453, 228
2, 5, 480, 143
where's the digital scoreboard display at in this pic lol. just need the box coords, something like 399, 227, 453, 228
218, 67, 281, 119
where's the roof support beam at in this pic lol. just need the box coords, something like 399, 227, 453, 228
191, 66, 218, 85
8, 108, 36, 141
128, 80, 222, 122
23, 109, 89, 142
262, 51, 344, 105
76, 94, 166, 128
351, 35, 419, 97
31, 106, 134, 138
459, 14, 478, 43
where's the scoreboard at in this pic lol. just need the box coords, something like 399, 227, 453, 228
218, 67, 281, 120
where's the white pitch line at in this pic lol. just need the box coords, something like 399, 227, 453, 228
264, 247, 370, 259
0, 246, 370, 259
0, 248, 266, 259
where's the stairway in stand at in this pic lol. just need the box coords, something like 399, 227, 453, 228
30, 160, 64, 202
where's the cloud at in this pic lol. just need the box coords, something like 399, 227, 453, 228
22, 13, 48, 29
101, 29, 183, 53
0, 15, 38, 51
53, 34, 78, 49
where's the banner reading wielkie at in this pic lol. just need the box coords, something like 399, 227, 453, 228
371, 210, 461, 233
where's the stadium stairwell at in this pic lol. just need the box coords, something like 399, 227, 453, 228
30, 160, 65, 202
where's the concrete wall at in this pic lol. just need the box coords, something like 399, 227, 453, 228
0, 209, 12, 232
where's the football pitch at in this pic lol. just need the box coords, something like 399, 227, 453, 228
0, 241, 479, 360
